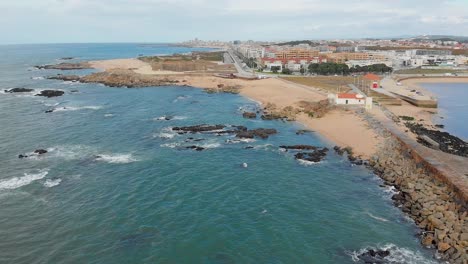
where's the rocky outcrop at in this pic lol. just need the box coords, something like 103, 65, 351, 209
60, 57, 74, 60
279, 145, 318, 150
405, 122, 468, 157
4, 88, 34, 93
18, 149, 48, 158
172, 124, 226, 133
35, 90, 65, 98
355, 249, 390, 263
35, 62, 91, 70
235, 128, 277, 139
204, 85, 241, 94
185, 145, 205, 151
296, 129, 313, 135
47, 74, 81, 82
80, 69, 179, 88
242, 112, 257, 119
370, 138, 467, 263
294, 148, 329, 163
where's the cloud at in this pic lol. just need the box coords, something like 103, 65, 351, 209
0, 0, 467, 44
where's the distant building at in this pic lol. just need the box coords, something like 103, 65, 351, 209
333, 93, 366, 105
406, 49, 452, 56
363, 73, 382, 89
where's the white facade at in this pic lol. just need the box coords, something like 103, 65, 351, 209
333, 93, 366, 105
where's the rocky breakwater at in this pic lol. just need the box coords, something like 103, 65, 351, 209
80, 69, 180, 88
35, 62, 91, 70
371, 138, 467, 263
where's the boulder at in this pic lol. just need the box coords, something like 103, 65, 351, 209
438, 242, 451, 252
242, 112, 257, 119
35, 90, 65, 98
236, 128, 277, 139
5, 88, 34, 93
186, 146, 205, 151
356, 249, 390, 263
34, 149, 48, 155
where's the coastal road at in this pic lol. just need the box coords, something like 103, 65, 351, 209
227, 49, 256, 78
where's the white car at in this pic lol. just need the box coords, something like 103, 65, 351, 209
396, 82, 402, 86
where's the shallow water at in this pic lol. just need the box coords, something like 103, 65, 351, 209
420, 82, 468, 140
0, 44, 437, 263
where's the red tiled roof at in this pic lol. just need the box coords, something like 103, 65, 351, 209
337, 93, 364, 99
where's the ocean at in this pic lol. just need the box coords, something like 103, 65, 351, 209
0, 44, 437, 263
420, 82, 468, 140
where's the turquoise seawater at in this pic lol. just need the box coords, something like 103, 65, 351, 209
420, 82, 468, 140
0, 44, 436, 263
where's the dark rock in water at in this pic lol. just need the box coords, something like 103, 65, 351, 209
5, 88, 34, 93
244, 146, 254, 149
261, 113, 285, 120
296, 129, 313, 135
172, 124, 226, 133
279, 145, 318, 150
186, 145, 205, 151
405, 122, 468, 157
34, 149, 48, 155
35, 90, 65, 98
70, 89, 79, 93
294, 148, 329, 163
47, 74, 81, 82
356, 249, 390, 263
18, 154, 28, 159
333, 146, 345, 155
242, 112, 257, 119
35, 62, 91, 70
45, 109, 54, 113
435, 124, 444, 129
236, 128, 277, 139
60, 57, 74, 60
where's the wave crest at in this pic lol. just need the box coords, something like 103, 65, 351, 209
0, 170, 49, 190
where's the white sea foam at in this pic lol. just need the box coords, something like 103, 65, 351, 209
0, 170, 49, 190
104, 114, 114, 117
226, 138, 256, 144
95, 154, 138, 164
45, 145, 94, 160
199, 142, 221, 149
350, 243, 437, 264
43, 178, 62, 188
153, 115, 187, 121
160, 142, 181, 148
367, 212, 389, 222
52, 105, 102, 112
31, 76, 45, 80
154, 132, 176, 139
173, 95, 191, 103
297, 159, 320, 166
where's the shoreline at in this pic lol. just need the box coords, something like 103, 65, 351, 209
39, 57, 468, 262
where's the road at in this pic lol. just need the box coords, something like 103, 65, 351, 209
226, 49, 256, 78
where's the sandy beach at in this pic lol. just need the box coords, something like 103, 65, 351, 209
86, 58, 381, 159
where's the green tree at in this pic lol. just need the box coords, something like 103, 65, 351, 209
282, 68, 292, 75
271, 66, 280, 73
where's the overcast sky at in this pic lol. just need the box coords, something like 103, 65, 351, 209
1, 0, 468, 44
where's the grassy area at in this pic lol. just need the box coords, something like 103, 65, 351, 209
281, 76, 354, 93
394, 68, 468, 74
139, 51, 224, 63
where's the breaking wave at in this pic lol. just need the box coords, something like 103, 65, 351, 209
349, 243, 437, 264
52, 105, 102, 112
94, 154, 138, 164
0, 170, 49, 190
43, 178, 62, 188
